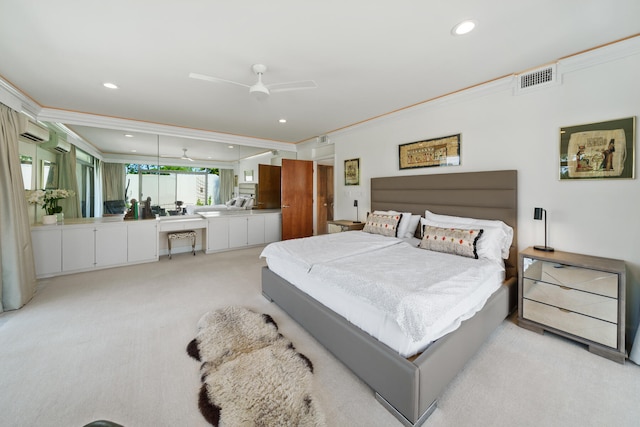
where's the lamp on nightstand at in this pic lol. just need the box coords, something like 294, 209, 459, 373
353, 200, 361, 223
533, 207, 554, 252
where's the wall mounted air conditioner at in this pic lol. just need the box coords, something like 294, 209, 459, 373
18, 114, 50, 143
41, 132, 71, 153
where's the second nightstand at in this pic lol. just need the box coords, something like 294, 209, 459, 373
518, 246, 626, 363
327, 219, 365, 233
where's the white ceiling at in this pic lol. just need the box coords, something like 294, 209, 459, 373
1, 1, 639, 162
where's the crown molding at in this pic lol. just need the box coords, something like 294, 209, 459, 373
37, 108, 297, 153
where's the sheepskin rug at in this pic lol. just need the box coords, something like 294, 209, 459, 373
187, 306, 325, 427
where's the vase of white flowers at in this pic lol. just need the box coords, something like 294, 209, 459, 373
26, 189, 75, 224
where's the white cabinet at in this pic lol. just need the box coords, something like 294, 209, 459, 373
96, 224, 128, 268
32, 228, 62, 277
207, 217, 229, 252
206, 212, 280, 253
264, 213, 282, 243
128, 221, 158, 263
229, 216, 265, 248
62, 226, 95, 272
32, 219, 158, 278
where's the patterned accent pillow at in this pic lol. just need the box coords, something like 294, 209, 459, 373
363, 213, 402, 237
419, 225, 484, 259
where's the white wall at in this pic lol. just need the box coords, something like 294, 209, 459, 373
324, 38, 640, 349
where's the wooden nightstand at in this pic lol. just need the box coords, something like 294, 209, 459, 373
327, 220, 365, 233
518, 247, 626, 363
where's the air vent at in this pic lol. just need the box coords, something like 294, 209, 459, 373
317, 135, 331, 144
515, 64, 559, 94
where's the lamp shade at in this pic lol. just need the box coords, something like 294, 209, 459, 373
533, 207, 544, 220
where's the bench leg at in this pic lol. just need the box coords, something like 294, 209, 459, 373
192, 234, 196, 256
168, 237, 172, 259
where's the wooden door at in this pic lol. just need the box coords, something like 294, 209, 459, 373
281, 159, 313, 240
316, 164, 334, 235
256, 164, 281, 209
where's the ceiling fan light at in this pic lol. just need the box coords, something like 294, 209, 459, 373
250, 83, 270, 99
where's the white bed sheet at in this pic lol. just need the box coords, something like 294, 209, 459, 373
262, 232, 504, 357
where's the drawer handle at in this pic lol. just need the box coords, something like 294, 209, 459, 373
559, 285, 572, 291
557, 307, 571, 313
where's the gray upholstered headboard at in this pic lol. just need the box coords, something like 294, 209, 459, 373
371, 170, 518, 278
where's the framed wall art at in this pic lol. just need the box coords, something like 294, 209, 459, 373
560, 117, 635, 180
344, 158, 360, 185
399, 133, 460, 170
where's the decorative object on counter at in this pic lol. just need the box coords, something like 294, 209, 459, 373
124, 198, 138, 220
533, 207, 553, 252
42, 214, 57, 225
26, 188, 75, 224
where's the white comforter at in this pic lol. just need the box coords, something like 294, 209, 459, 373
260, 231, 403, 271
309, 242, 502, 341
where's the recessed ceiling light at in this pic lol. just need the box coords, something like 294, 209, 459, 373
103, 82, 118, 89
451, 20, 476, 36
130, 149, 137, 153
279, 118, 287, 124
228, 145, 234, 149
124, 134, 134, 138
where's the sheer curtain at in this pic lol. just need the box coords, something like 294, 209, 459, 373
57, 145, 81, 218
219, 169, 234, 204
103, 162, 125, 201
0, 103, 37, 312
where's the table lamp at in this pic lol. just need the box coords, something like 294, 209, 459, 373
354, 200, 361, 223
533, 207, 554, 252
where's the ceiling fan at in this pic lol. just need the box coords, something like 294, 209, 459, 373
162, 148, 194, 162
189, 64, 317, 98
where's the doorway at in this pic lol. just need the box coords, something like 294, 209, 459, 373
316, 164, 334, 234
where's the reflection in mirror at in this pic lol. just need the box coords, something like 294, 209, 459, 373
42, 160, 57, 189
20, 155, 32, 189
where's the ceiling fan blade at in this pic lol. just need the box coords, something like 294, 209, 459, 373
267, 80, 318, 93
189, 72, 250, 88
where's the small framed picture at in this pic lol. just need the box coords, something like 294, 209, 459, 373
560, 117, 635, 180
344, 158, 360, 186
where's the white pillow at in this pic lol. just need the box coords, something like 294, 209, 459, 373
374, 210, 412, 238
422, 210, 514, 262
405, 214, 421, 238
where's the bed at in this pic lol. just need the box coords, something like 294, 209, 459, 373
261, 170, 518, 426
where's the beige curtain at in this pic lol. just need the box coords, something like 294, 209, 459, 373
102, 162, 125, 201
219, 169, 234, 204
0, 103, 37, 312
57, 145, 81, 218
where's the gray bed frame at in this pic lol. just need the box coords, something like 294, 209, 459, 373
262, 170, 518, 426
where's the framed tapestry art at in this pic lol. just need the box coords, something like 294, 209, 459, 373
344, 158, 360, 185
560, 117, 635, 180
399, 134, 460, 170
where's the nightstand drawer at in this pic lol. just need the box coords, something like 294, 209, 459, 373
523, 279, 617, 323
522, 258, 617, 298
522, 299, 617, 348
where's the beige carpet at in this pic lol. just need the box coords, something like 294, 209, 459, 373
0, 246, 638, 427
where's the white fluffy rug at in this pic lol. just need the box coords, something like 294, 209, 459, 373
187, 306, 325, 426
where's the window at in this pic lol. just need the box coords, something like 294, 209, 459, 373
76, 148, 95, 218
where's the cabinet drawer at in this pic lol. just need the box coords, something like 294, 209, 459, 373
523, 279, 617, 323
522, 258, 617, 298
522, 299, 617, 348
